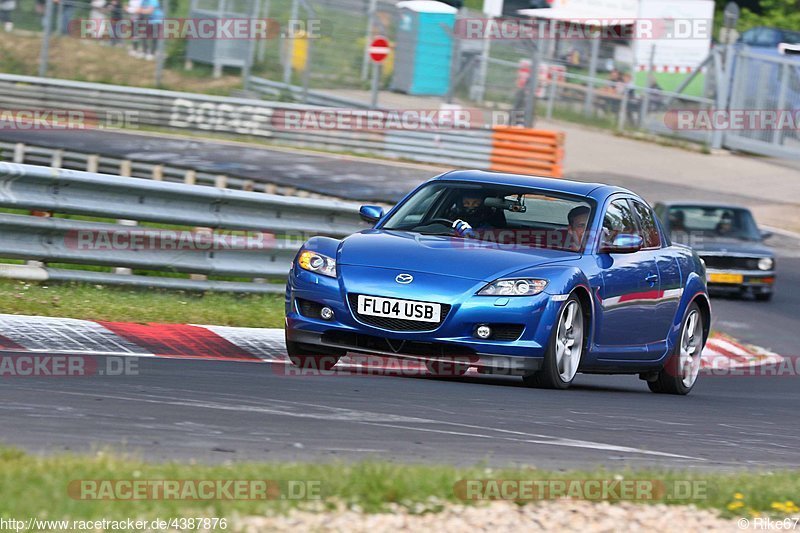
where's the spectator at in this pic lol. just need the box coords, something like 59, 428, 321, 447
511, 59, 531, 126
105, 0, 122, 45
126, 0, 142, 57
54, 0, 76, 35
137, 0, 162, 60
622, 72, 640, 125
89, 0, 106, 39
0, 0, 15, 32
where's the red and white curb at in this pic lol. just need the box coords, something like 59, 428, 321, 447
0, 313, 783, 371
701, 335, 784, 370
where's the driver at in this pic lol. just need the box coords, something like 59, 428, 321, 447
449, 192, 503, 234
716, 213, 735, 236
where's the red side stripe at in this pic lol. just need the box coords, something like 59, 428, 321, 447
97, 322, 261, 361
0, 334, 26, 351
618, 289, 663, 303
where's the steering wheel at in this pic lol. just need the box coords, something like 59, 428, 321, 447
426, 218, 455, 227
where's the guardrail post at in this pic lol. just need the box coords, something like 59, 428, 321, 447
184, 170, 197, 185
264, 183, 277, 194
114, 161, 137, 276
242, 180, 254, 192
13, 143, 25, 163
86, 155, 99, 173
119, 160, 132, 178
50, 149, 63, 168
190, 226, 211, 282
214, 175, 228, 188
152, 165, 164, 181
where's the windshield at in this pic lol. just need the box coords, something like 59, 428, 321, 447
381, 182, 594, 252
667, 206, 761, 241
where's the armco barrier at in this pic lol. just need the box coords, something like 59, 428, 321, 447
0, 162, 367, 292
489, 127, 565, 178
0, 74, 565, 177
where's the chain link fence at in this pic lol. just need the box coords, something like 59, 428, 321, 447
8, 0, 798, 157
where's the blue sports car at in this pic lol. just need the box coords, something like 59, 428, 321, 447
285, 171, 711, 395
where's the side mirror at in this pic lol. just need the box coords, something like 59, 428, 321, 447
601, 234, 643, 254
760, 229, 773, 241
359, 205, 384, 224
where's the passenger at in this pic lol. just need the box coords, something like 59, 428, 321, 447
566, 205, 590, 251
669, 210, 686, 231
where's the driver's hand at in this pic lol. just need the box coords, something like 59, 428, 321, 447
452, 219, 475, 237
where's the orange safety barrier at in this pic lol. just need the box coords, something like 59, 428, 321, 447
489, 126, 565, 178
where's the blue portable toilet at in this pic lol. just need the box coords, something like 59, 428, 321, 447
390, 0, 458, 96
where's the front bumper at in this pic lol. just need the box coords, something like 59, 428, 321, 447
285, 268, 566, 374
706, 268, 775, 294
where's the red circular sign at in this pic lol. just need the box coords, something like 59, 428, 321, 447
368, 36, 390, 63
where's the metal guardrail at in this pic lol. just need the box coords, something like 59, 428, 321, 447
0, 73, 498, 170
248, 77, 382, 110
0, 162, 368, 292
0, 141, 306, 196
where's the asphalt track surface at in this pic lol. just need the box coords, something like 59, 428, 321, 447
2, 357, 799, 469
0, 129, 427, 202
1, 129, 799, 469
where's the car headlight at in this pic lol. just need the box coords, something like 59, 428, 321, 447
297, 250, 337, 278
758, 257, 774, 271
478, 278, 548, 296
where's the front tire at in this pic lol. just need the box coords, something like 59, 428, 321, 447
523, 295, 584, 390
648, 302, 704, 395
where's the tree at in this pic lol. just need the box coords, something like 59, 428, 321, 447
737, 0, 800, 31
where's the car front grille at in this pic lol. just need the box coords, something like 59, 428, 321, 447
322, 330, 476, 358
489, 324, 525, 341
347, 294, 451, 332
700, 255, 764, 270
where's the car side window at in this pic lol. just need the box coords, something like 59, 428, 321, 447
632, 201, 661, 249
601, 199, 637, 246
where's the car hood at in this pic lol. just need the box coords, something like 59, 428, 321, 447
337, 230, 577, 282
690, 237, 772, 256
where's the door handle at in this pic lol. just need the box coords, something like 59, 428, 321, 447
645, 273, 658, 285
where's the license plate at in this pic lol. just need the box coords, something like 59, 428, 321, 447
357, 295, 441, 323
708, 273, 744, 284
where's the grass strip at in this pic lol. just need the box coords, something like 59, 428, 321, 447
0, 447, 797, 520
0, 279, 285, 327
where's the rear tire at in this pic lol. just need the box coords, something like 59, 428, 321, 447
285, 338, 342, 371
523, 295, 585, 390
755, 292, 773, 302
648, 302, 704, 395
